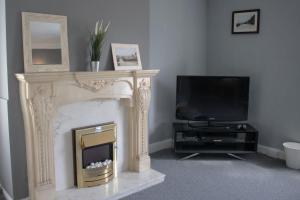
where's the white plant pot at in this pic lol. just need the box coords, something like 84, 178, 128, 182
283, 142, 300, 169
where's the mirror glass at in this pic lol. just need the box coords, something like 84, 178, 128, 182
30, 21, 62, 65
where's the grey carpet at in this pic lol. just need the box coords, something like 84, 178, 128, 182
122, 149, 300, 200
0, 150, 299, 200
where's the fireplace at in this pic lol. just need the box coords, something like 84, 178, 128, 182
16, 70, 165, 200
73, 122, 117, 188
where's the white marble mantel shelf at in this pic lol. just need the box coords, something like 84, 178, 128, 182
16, 70, 159, 82
16, 70, 162, 200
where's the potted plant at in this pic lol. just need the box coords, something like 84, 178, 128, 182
89, 20, 110, 71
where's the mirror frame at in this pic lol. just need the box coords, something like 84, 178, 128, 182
22, 12, 70, 73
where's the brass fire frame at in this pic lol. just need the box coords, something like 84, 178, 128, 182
73, 122, 117, 188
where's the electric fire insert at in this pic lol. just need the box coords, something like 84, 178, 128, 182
72, 122, 117, 188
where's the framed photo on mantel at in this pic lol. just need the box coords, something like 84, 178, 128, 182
232, 9, 260, 34
111, 43, 142, 71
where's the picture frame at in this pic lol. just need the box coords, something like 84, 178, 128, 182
22, 12, 70, 73
232, 9, 260, 34
111, 43, 142, 71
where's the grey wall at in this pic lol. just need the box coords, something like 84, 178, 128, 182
0, 0, 14, 197
0, 0, 8, 99
149, 0, 207, 143
6, 0, 149, 198
207, 0, 300, 149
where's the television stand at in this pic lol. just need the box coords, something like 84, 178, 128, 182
187, 120, 235, 129
187, 120, 215, 128
174, 122, 258, 156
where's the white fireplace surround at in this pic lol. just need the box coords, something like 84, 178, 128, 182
16, 70, 164, 200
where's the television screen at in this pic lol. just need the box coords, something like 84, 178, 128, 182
176, 76, 249, 121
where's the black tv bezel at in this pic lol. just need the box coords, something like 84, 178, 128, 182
176, 75, 250, 122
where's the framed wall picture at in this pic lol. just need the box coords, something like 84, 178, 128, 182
111, 43, 142, 71
232, 9, 260, 34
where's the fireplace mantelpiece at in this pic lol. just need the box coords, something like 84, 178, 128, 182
16, 70, 160, 200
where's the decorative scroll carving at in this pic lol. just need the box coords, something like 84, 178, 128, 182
28, 84, 54, 187
136, 79, 151, 156
75, 80, 116, 92
74, 78, 134, 93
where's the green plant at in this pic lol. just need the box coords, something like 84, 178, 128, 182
90, 20, 110, 62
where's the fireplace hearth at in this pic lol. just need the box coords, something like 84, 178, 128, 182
73, 122, 117, 188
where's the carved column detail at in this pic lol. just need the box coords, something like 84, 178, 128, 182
137, 79, 151, 155
28, 84, 55, 187
132, 78, 151, 171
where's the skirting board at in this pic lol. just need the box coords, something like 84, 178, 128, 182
0, 185, 33, 200
0, 185, 13, 200
149, 139, 286, 160
257, 144, 285, 160
149, 139, 173, 154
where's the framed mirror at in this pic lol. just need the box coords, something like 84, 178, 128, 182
22, 12, 69, 73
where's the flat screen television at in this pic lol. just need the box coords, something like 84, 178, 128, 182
176, 76, 249, 121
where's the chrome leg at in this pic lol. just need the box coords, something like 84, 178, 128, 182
227, 153, 245, 160
179, 153, 200, 160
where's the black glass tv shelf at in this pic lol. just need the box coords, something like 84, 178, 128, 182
173, 123, 258, 154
